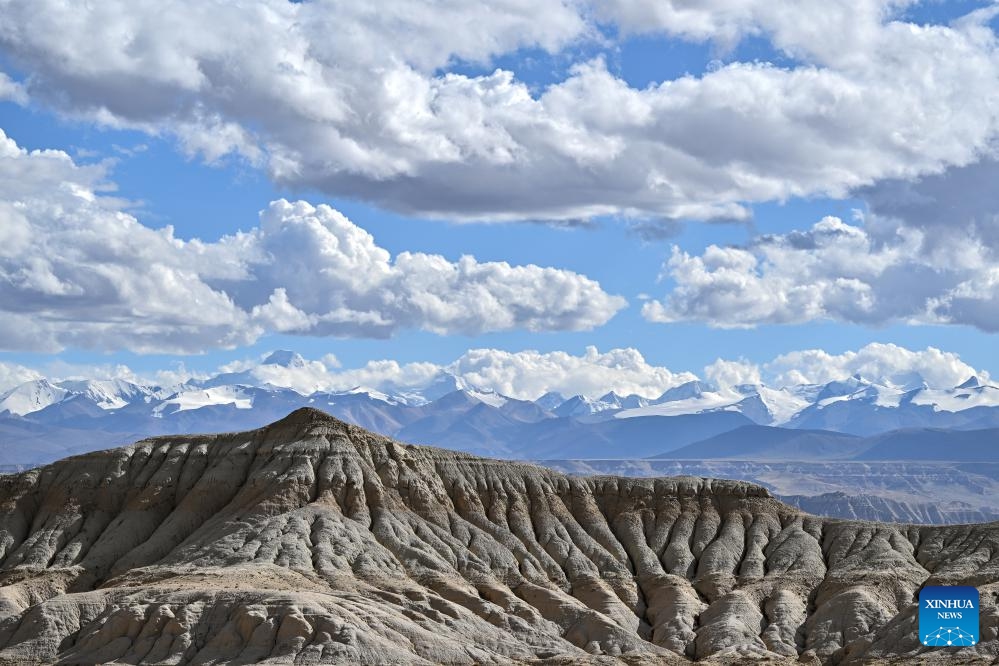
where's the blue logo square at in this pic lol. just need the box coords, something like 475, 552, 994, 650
919, 586, 979, 647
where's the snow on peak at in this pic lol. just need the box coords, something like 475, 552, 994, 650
753, 386, 811, 425
655, 380, 710, 404
153, 385, 254, 416
56, 379, 154, 410
405, 372, 468, 403
3, 351, 998, 427
0, 379, 70, 416
261, 350, 307, 368
554, 395, 619, 418
910, 382, 999, 413
335, 386, 397, 404
534, 391, 567, 411
599, 391, 649, 410
467, 389, 508, 408
957, 375, 982, 389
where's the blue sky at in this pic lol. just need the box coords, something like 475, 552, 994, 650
1, 0, 998, 391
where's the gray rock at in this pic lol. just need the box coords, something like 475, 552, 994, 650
0, 408, 994, 664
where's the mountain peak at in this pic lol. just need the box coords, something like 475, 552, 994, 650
656, 380, 708, 403
0, 379, 70, 416
534, 391, 566, 411
409, 372, 468, 402
269, 406, 344, 430
261, 350, 307, 368
1, 409, 989, 664
958, 375, 982, 389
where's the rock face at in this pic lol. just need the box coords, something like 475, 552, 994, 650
544, 458, 999, 525
0, 408, 995, 665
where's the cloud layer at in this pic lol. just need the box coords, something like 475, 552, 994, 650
0, 361, 41, 393
208, 343, 994, 398
3, 1, 999, 339
644, 210, 999, 331
0, 129, 623, 353
1, 342, 985, 399
201, 346, 703, 400
2, 0, 998, 222
763, 343, 985, 389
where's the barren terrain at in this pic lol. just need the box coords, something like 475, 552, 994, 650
0, 408, 995, 664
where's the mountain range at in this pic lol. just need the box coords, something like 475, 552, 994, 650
2, 351, 999, 467
0, 408, 995, 663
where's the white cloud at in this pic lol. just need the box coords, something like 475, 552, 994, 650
219, 353, 345, 395
0, 72, 27, 105
4, 342, 989, 398
203, 343, 986, 396
445, 346, 698, 399
235, 199, 626, 337
324, 360, 446, 395
37, 361, 148, 387
0, 128, 624, 353
0, 361, 42, 393
765, 343, 986, 389
704, 358, 762, 388
595, 0, 921, 61
209, 353, 444, 396
202, 346, 698, 400
0, 343, 991, 400
0, 359, 160, 394
2, 1, 997, 222
642, 213, 999, 331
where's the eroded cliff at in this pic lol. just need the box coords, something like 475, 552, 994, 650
0, 408, 995, 664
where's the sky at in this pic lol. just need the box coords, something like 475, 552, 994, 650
1, 0, 999, 397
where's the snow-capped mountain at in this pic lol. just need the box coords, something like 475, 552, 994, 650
609, 382, 807, 426
910, 375, 999, 411
785, 374, 999, 435
656, 380, 712, 403
534, 391, 567, 411
392, 373, 468, 404
0, 379, 68, 416
2, 352, 999, 466
0, 378, 161, 416
57, 379, 160, 410
553, 394, 619, 418
3, 359, 998, 427
199, 351, 313, 390
152, 385, 256, 417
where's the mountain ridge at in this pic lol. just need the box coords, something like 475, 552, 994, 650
4, 364, 999, 468
4, 362, 998, 428
658, 424, 999, 462
0, 408, 995, 663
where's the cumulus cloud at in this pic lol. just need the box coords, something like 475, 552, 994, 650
4, 342, 989, 398
704, 358, 762, 388
192, 343, 988, 396
214, 353, 347, 395
595, 0, 921, 61
1, 1, 998, 221
642, 213, 999, 331
446, 346, 698, 399
318, 360, 446, 396
0, 128, 624, 353
238, 200, 625, 337
0, 361, 42, 393
204, 346, 697, 400
765, 343, 987, 389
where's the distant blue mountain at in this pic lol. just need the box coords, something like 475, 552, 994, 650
3, 362, 999, 466
659, 425, 999, 462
